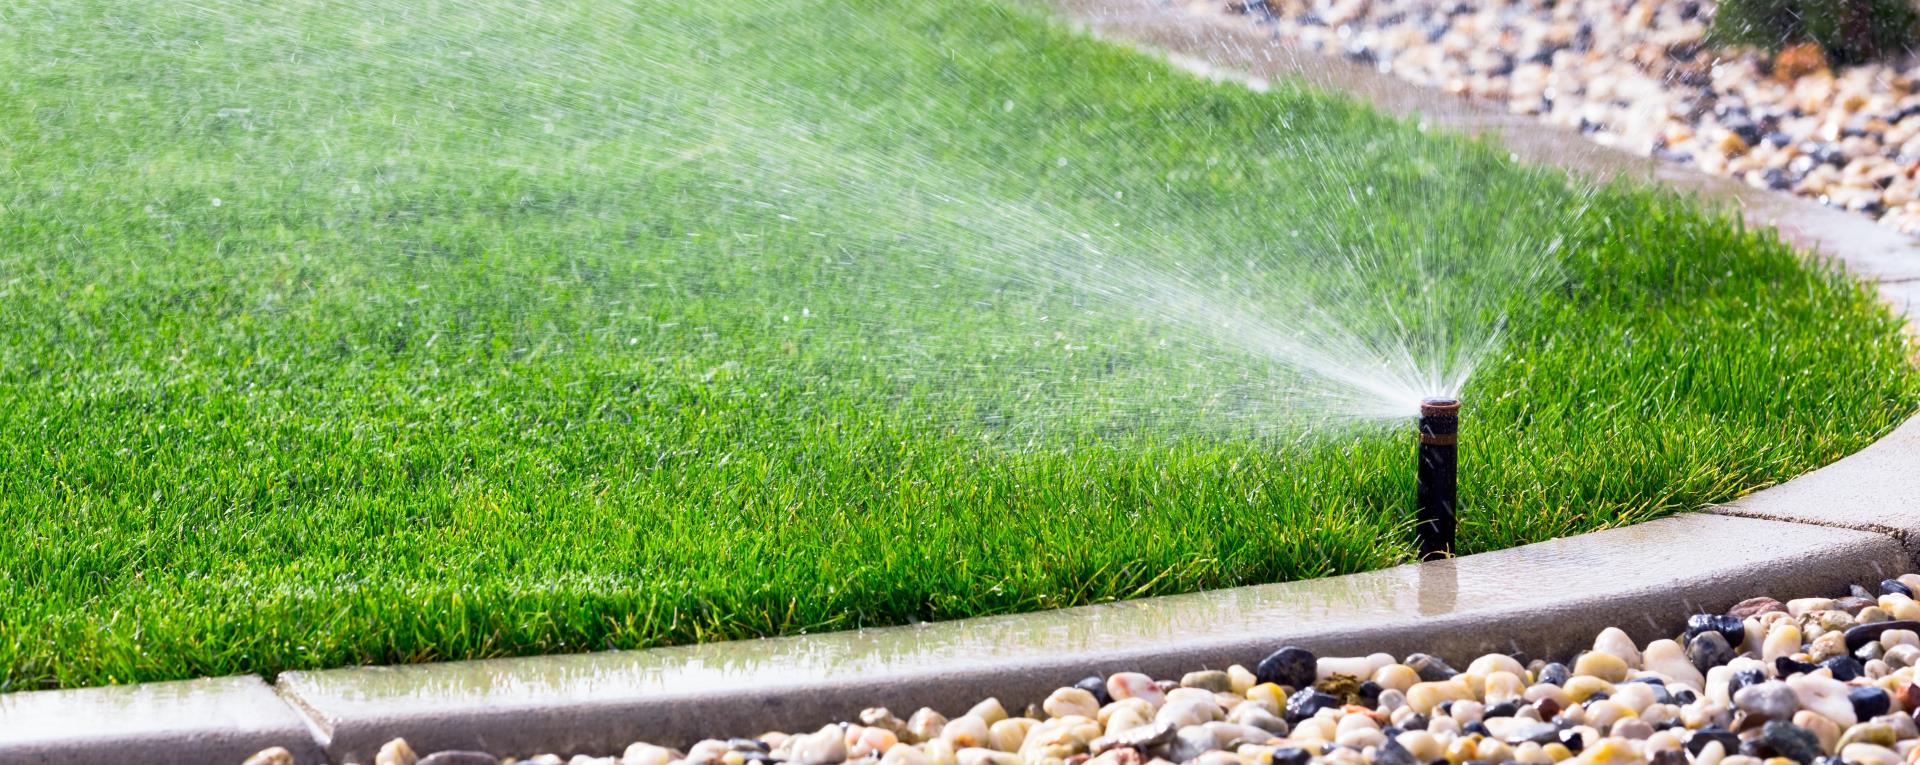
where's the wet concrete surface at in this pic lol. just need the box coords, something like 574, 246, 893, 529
274, 513, 1900, 760
0, 675, 325, 765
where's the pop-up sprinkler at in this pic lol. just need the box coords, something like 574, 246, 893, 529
1415, 397, 1459, 560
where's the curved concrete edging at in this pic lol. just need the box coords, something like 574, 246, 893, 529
3, 2, 1918, 763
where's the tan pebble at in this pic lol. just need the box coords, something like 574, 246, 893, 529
1513, 741, 1553, 764
865, 728, 904, 758
1227, 665, 1257, 695
241, 748, 294, 765
1020, 715, 1101, 761
1793, 710, 1842, 751
1406, 680, 1474, 715
882, 745, 934, 765
943, 715, 992, 749
1594, 628, 1644, 668
955, 747, 1021, 765
1645, 730, 1683, 753
1809, 631, 1850, 662
1585, 700, 1637, 730
1244, 683, 1284, 712
1566, 675, 1616, 702
1641, 640, 1705, 691
1397, 730, 1444, 761
909, 709, 950, 743
1611, 718, 1654, 739
1789, 598, 1838, 616
1292, 716, 1335, 742
1527, 683, 1572, 708
1372, 664, 1420, 694
1317, 653, 1394, 683
1572, 738, 1645, 765
1485, 671, 1527, 703
1102, 706, 1149, 738
1764, 623, 1803, 662
969, 699, 1010, 726
1106, 674, 1163, 708
923, 740, 960, 765
376, 738, 420, 765
986, 719, 1033, 753
1445, 735, 1481, 764
1045, 688, 1100, 721
1334, 727, 1384, 748
1468, 654, 1527, 678
1098, 698, 1152, 727
1478, 738, 1516, 762
1846, 744, 1903, 765
1574, 652, 1630, 683
1789, 673, 1858, 726
1885, 631, 1920, 650
1156, 698, 1220, 728
1841, 722, 1899, 749
623, 744, 674, 765
1610, 683, 1656, 714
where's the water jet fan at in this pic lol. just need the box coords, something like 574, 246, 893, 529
1415, 397, 1459, 560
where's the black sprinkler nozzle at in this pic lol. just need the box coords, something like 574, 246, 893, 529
1415, 397, 1459, 561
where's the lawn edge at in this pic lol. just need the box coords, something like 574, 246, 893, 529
4, 1, 1919, 763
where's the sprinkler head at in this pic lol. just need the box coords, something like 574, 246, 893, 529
1414, 397, 1459, 561
1418, 398, 1461, 444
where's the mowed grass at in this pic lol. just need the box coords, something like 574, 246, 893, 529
0, 0, 1915, 689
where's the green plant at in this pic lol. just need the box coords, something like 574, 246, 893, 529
1711, 0, 1920, 65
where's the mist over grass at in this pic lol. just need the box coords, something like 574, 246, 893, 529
0, 0, 1913, 688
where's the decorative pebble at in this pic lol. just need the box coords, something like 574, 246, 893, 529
241, 748, 295, 765
417, 753, 497, 765
243, 578, 1920, 765
1257, 647, 1319, 690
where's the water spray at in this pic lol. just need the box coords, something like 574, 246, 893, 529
1415, 397, 1459, 560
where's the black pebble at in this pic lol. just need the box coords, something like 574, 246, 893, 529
1074, 675, 1111, 706
1373, 739, 1419, 765
1684, 726, 1740, 757
1462, 721, 1490, 737
1819, 656, 1864, 682
1256, 646, 1318, 690
1271, 747, 1311, 765
1776, 656, 1818, 677
1849, 686, 1891, 720
1536, 663, 1569, 686
1685, 614, 1745, 648
1558, 728, 1585, 754
1729, 667, 1768, 697
1357, 680, 1383, 706
1672, 689, 1699, 706
1844, 620, 1920, 652
1406, 653, 1459, 682
1484, 700, 1521, 718
1761, 721, 1825, 765
1284, 688, 1342, 722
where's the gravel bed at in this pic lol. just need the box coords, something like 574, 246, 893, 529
1189, 0, 1920, 234
242, 574, 1920, 765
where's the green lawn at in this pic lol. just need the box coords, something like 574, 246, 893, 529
0, 0, 1913, 689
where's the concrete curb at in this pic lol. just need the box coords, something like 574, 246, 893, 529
4, 1, 1918, 763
